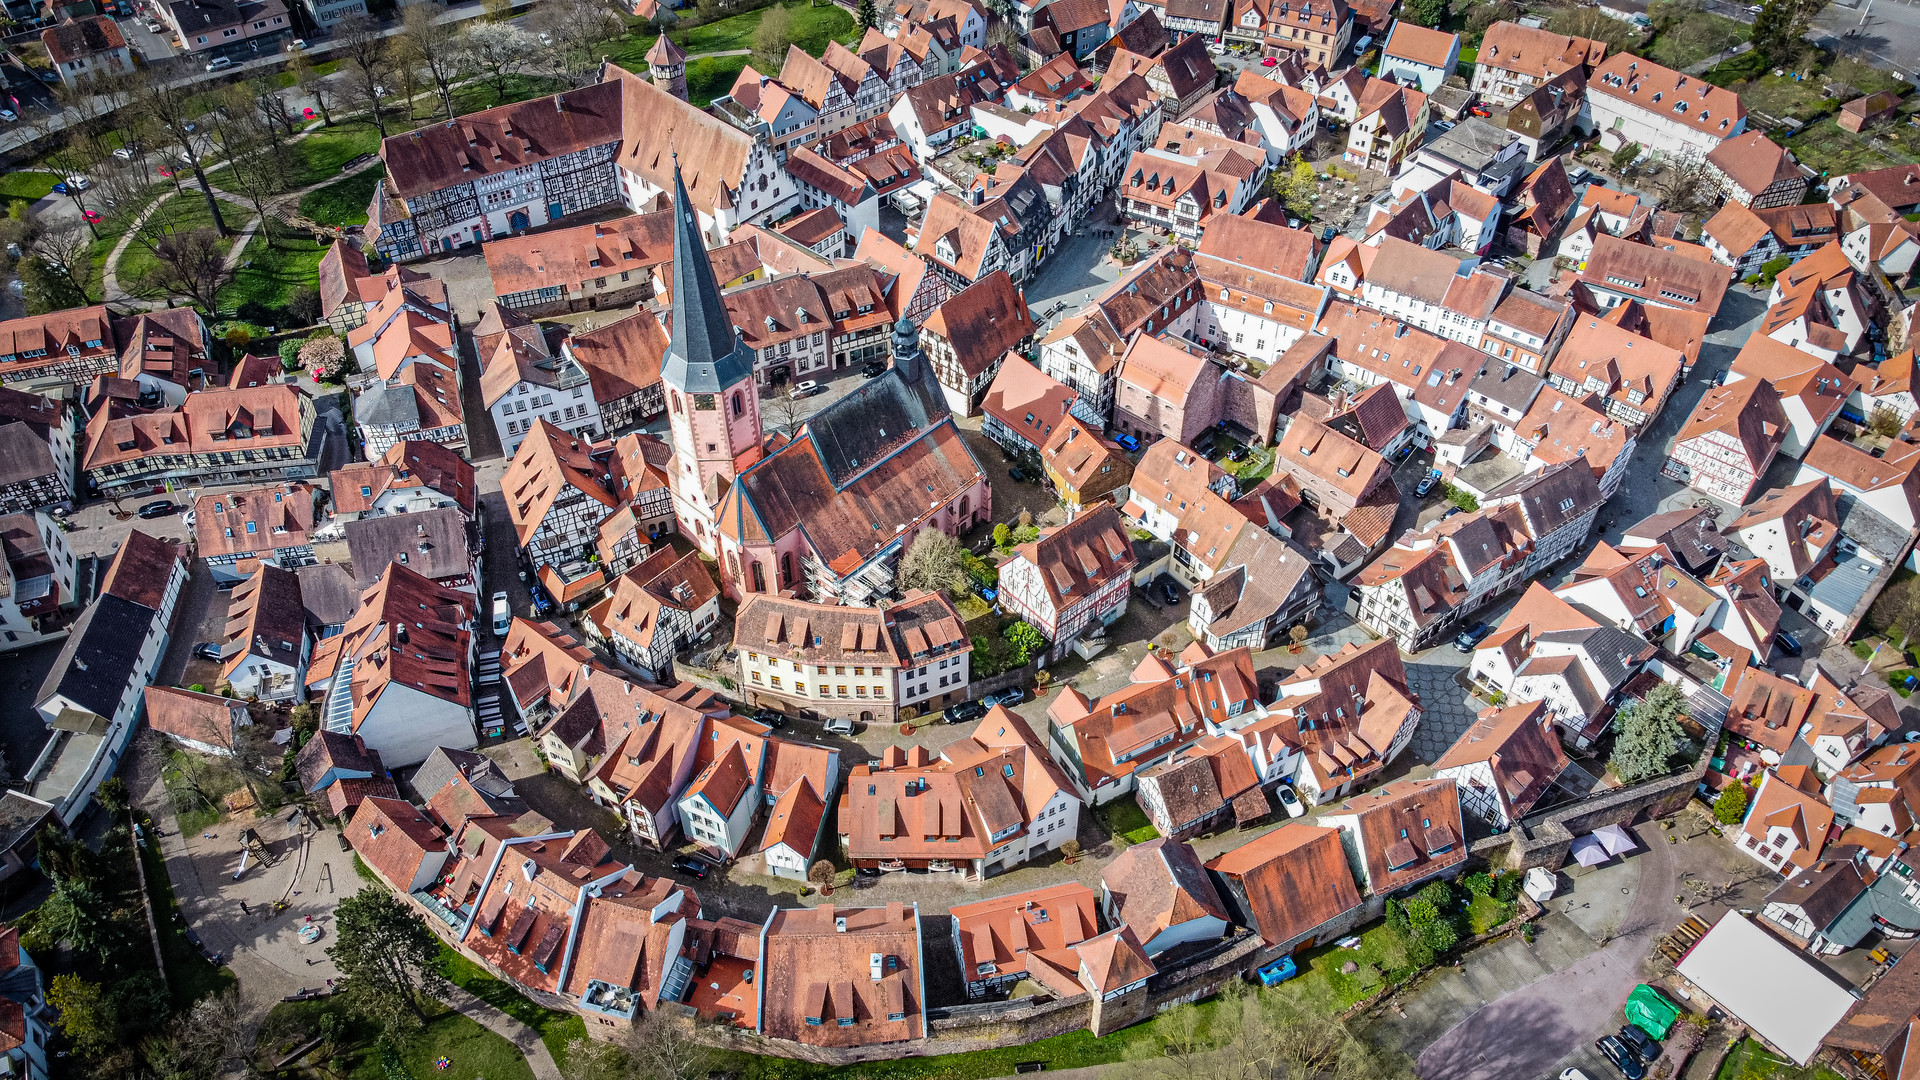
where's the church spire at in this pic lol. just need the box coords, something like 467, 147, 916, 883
661, 156, 754, 393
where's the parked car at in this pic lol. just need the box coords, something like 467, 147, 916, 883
1561, 1072, 1594, 1080
1253, 956, 1297, 986
862, 361, 887, 378
136, 500, 176, 518
1008, 466, 1030, 483
192, 642, 223, 662
750, 707, 787, 730
1616, 1025, 1659, 1064
1469, 103, 1491, 117
1277, 785, 1304, 817
1776, 631, 1803, 657
528, 582, 553, 617
1454, 622, 1490, 651
824, 716, 856, 736
789, 379, 821, 399
981, 687, 1025, 708
1159, 578, 1181, 606
82, 209, 100, 223
1595, 1035, 1645, 1080
491, 591, 510, 636
112, 147, 133, 159
1261, 56, 1278, 65
287, 37, 307, 49
1113, 432, 1140, 452
0, 110, 14, 123
145, 20, 162, 31
1415, 469, 1440, 497
670, 854, 711, 879
943, 700, 988, 725
205, 56, 231, 71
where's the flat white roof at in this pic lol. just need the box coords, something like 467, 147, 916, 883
1675, 911, 1855, 1064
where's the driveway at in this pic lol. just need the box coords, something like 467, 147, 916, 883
1408, 819, 1686, 1080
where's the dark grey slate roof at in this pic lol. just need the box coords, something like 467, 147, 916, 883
1625, 506, 1728, 576
1467, 363, 1543, 414
1765, 852, 1870, 932
37, 595, 155, 719
1826, 866, 1920, 949
1532, 624, 1651, 690
410, 745, 525, 815
1835, 493, 1908, 562
662, 161, 756, 394
1805, 549, 1882, 621
803, 317, 950, 488
0, 424, 55, 488
352, 380, 420, 430
344, 507, 472, 588
297, 563, 361, 631
1424, 118, 1517, 172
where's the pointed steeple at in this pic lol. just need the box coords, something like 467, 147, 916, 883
661, 157, 754, 393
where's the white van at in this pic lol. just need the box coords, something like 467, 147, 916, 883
491, 591, 510, 636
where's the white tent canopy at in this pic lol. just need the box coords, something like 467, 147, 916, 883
1569, 835, 1609, 866
1592, 823, 1636, 857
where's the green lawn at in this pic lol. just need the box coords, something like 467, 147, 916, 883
1465, 894, 1514, 934
299, 167, 383, 227
440, 947, 585, 1070
262, 998, 534, 1080
117, 193, 237, 294
0, 172, 59, 202
1643, 12, 1749, 70
221, 226, 329, 315
605, 3, 857, 73
206, 120, 390, 192
1099, 800, 1160, 845
1714, 1038, 1845, 1080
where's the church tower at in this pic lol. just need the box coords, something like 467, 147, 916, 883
646, 35, 689, 102
662, 158, 760, 555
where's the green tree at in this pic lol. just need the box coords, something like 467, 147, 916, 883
1610, 681, 1689, 783
327, 890, 450, 1027
857, 0, 878, 29
1011, 523, 1040, 544
1611, 141, 1643, 171
1751, 0, 1823, 66
1870, 406, 1905, 439
1421, 918, 1459, 953
992, 522, 1011, 549
1714, 781, 1750, 825
46, 975, 113, 1057
1402, 0, 1446, 26
1404, 897, 1439, 925
1004, 620, 1047, 666
1274, 156, 1317, 220
1418, 880, 1453, 911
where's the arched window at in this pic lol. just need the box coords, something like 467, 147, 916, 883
781, 551, 793, 585
751, 561, 766, 592
731, 391, 744, 418
671, 391, 683, 414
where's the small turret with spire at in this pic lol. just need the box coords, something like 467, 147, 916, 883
646, 34, 688, 102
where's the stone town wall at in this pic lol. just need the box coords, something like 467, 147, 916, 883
1474, 751, 1708, 872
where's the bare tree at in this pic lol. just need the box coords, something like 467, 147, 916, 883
563, 1009, 713, 1080
208, 85, 293, 239
897, 529, 968, 595
459, 21, 539, 105
291, 48, 335, 127
529, 0, 625, 86
137, 228, 236, 313
334, 15, 394, 137
1652, 150, 1714, 216
126, 65, 231, 236
12, 222, 95, 310
401, 4, 467, 120
760, 390, 811, 436
169, 988, 253, 1078
250, 74, 300, 138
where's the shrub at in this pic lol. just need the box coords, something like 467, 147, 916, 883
277, 338, 304, 372
1418, 880, 1453, 912
1713, 782, 1750, 825
1004, 621, 1047, 666
1464, 871, 1493, 898
992, 522, 1010, 549
1492, 869, 1522, 903
1404, 897, 1439, 926
1011, 523, 1040, 545
1421, 919, 1459, 953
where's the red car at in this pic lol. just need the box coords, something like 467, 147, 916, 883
82, 209, 100, 223
1469, 104, 1491, 117
1261, 56, 1278, 66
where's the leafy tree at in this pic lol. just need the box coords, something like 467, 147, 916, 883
1385, 897, 1408, 930
1289, 624, 1309, 651
1714, 781, 1750, 825
992, 522, 1011, 549
1464, 0, 1520, 33
1751, 0, 1823, 66
95, 778, 129, 815
753, 4, 801, 74
857, 0, 878, 29
1464, 871, 1493, 897
897, 529, 969, 595
1403, 897, 1439, 925
30, 878, 131, 960
47, 976, 113, 1057
961, 551, 998, 590
1004, 620, 1047, 666
1610, 681, 1689, 783
1421, 918, 1459, 953
1402, 0, 1446, 27
287, 286, 323, 328
1611, 141, 1644, 171
1418, 880, 1453, 912
1270, 156, 1317, 220
327, 889, 450, 1026
808, 860, 835, 890
1758, 254, 1792, 285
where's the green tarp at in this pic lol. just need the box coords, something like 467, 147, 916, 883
1626, 984, 1680, 1039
